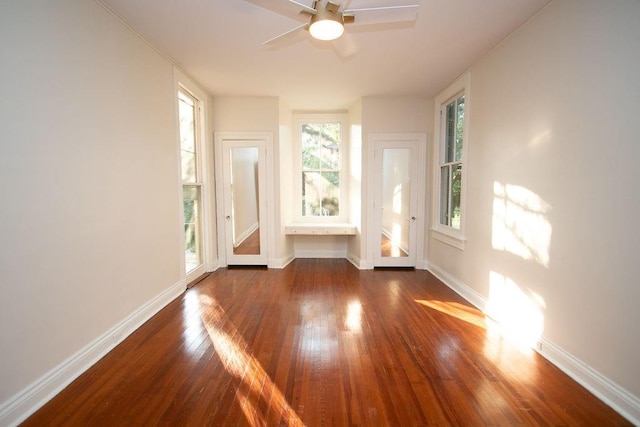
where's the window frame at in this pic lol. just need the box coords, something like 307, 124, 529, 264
293, 113, 348, 223
432, 72, 470, 249
175, 69, 212, 284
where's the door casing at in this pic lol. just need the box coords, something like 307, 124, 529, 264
367, 133, 427, 268
215, 132, 272, 266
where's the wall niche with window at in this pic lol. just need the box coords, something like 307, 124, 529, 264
283, 112, 360, 261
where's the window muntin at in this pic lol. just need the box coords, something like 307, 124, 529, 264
439, 94, 464, 230
300, 121, 342, 218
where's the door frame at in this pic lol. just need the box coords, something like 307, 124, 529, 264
367, 133, 427, 268
214, 132, 273, 267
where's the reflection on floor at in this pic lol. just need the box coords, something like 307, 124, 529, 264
381, 233, 408, 257
22, 259, 631, 426
234, 227, 260, 255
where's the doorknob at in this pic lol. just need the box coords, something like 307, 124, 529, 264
411, 216, 416, 221
225, 215, 231, 220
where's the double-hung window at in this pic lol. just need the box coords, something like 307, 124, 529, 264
294, 114, 347, 222
440, 94, 464, 229
433, 73, 469, 248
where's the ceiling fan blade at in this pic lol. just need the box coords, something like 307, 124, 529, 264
345, 4, 419, 25
263, 23, 309, 46
244, 0, 316, 23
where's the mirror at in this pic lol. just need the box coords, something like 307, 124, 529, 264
380, 148, 410, 258
230, 147, 261, 255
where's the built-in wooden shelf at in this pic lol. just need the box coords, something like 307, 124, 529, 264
284, 223, 357, 235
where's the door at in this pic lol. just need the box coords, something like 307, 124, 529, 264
370, 134, 426, 267
216, 135, 269, 266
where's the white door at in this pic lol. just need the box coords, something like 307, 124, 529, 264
216, 135, 269, 266
370, 134, 426, 267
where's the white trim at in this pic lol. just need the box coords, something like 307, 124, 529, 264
425, 261, 639, 425
430, 227, 467, 250
432, 72, 471, 245
0, 280, 185, 427
174, 68, 213, 283
269, 253, 295, 269
539, 339, 640, 426
214, 132, 274, 267
346, 252, 362, 269
368, 133, 427, 268
284, 223, 357, 235
425, 261, 487, 311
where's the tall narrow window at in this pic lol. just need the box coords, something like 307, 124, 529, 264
296, 117, 346, 220
439, 94, 464, 229
178, 90, 202, 274
433, 72, 469, 249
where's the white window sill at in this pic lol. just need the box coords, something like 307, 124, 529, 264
431, 227, 466, 250
285, 223, 357, 235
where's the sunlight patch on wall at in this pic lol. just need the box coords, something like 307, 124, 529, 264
486, 271, 545, 350
492, 181, 552, 268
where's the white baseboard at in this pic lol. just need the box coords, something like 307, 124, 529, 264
294, 249, 348, 259
539, 338, 640, 425
207, 260, 220, 272
346, 252, 363, 269
425, 261, 640, 426
269, 253, 295, 269
416, 259, 429, 270
0, 280, 185, 427
425, 262, 487, 311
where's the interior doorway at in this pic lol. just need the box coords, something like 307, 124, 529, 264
369, 134, 427, 267
215, 133, 271, 266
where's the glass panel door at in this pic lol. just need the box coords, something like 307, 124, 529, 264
372, 139, 420, 267
220, 139, 268, 266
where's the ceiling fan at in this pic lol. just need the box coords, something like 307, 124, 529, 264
246, 0, 419, 53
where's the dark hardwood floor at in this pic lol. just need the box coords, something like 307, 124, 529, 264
23, 259, 630, 426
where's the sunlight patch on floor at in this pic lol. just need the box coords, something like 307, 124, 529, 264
198, 293, 304, 426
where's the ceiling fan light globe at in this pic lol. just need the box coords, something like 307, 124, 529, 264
309, 19, 344, 41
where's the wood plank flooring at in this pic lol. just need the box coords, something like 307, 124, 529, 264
23, 259, 630, 426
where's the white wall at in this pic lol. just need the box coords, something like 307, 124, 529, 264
428, 0, 640, 421
0, 0, 186, 423
212, 96, 279, 133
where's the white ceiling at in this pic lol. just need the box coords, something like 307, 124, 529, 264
98, 0, 550, 110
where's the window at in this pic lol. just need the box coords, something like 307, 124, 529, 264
178, 89, 203, 275
433, 73, 469, 248
440, 94, 464, 229
294, 114, 347, 222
